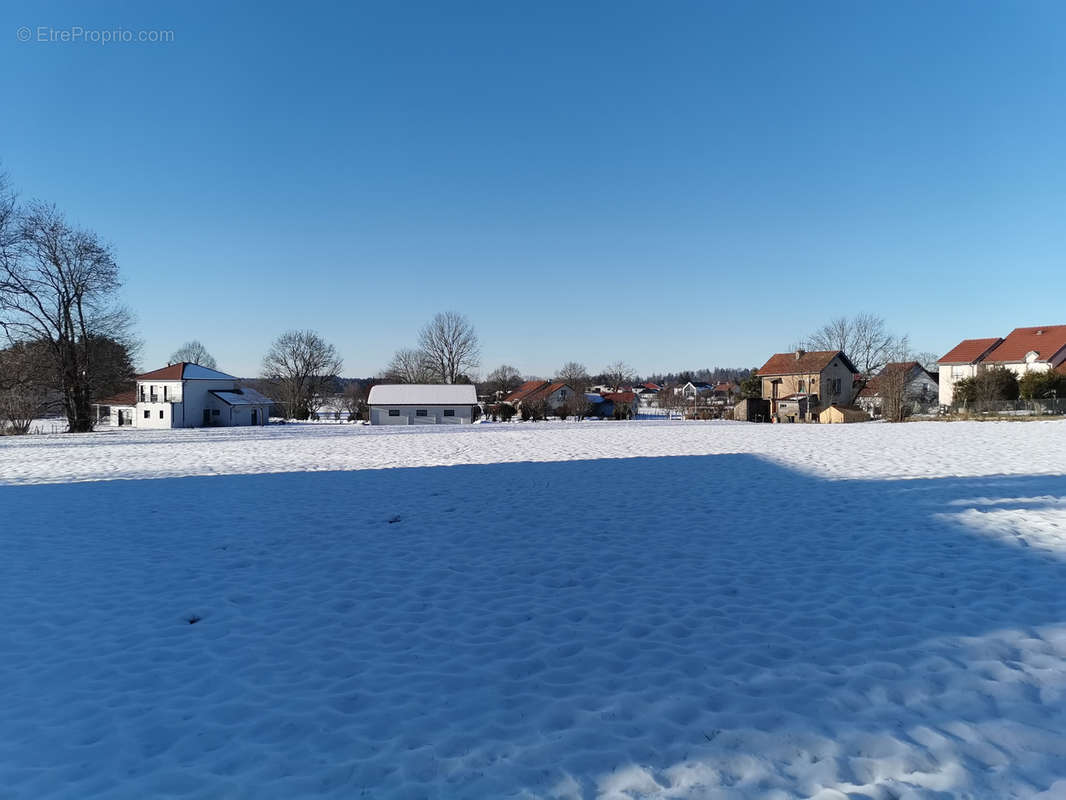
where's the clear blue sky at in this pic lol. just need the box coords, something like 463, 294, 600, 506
2, 1, 1064, 378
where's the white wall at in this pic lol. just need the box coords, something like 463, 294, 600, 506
370, 404, 472, 425
938, 363, 980, 407
135, 378, 267, 428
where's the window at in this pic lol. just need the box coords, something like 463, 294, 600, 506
143, 409, 150, 419
830, 378, 842, 395
443, 409, 455, 417
797, 380, 806, 393
212, 409, 220, 417
416, 409, 428, 417
388, 409, 400, 417
159, 410, 164, 419
139, 387, 146, 401
163, 386, 168, 401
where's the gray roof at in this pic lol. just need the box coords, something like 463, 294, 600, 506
210, 388, 273, 406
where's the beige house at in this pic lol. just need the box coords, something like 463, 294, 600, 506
759, 350, 859, 423
936, 337, 1002, 407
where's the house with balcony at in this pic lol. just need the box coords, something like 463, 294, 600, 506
132, 362, 271, 428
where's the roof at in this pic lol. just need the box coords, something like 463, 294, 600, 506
503, 380, 548, 404
713, 382, 735, 392
779, 393, 813, 401
642, 382, 662, 391
984, 325, 1066, 365
94, 390, 136, 407
368, 384, 477, 406
521, 381, 573, 406
136, 362, 237, 381
601, 391, 636, 403
937, 337, 1003, 365
759, 350, 857, 376
857, 362, 934, 398
210, 388, 273, 406
820, 405, 870, 422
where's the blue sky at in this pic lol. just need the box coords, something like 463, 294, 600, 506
2, 1, 1065, 378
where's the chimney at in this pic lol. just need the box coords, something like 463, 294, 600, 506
794, 349, 805, 360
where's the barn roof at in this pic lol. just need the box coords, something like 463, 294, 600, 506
368, 384, 477, 405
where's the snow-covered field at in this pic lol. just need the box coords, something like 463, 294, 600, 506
2, 420, 1065, 799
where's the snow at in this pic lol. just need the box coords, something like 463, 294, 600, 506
1, 420, 1065, 798
367, 383, 478, 406
210, 388, 273, 406
180, 364, 238, 380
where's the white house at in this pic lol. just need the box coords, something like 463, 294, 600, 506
368, 384, 478, 425
982, 325, 1066, 379
936, 337, 1002, 407
127, 362, 271, 428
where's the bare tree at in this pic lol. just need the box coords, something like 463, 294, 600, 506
0, 194, 136, 432
341, 381, 368, 421
601, 361, 634, 392
0, 340, 52, 434
484, 364, 522, 399
555, 361, 590, 391
383, 347, 436, 383
170, 340, 217, 369
417, 311, 480, 384
803, 313, 904, 390
261, 330, 342, 420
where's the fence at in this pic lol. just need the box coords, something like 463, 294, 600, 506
949, 398, 1066, 417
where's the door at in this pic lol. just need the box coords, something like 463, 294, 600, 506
250, 409, 258, 426
203, 409, 211, 426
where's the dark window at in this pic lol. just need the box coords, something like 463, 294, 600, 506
159, 410, 164, 419
212, 409, 220, 416
163, 386, 168, 401
416, 409, 428, 416
443, 409, 455, 417
388, 409, 400, 417
143, 410, 150, 419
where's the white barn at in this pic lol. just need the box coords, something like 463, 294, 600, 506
115, 362, 272, 429
368, 384, 477, 425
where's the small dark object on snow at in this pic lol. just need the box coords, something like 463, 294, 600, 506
187, 615, 202, 625
387, 516, 402, 524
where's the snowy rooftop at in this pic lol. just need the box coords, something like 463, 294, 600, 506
368, 384, 477, 405
209, 388, 273, 406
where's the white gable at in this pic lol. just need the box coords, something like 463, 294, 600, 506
368, 384, 477, 405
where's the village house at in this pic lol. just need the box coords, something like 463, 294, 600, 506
982, 325, 1066, 379
936, 337, 1003, 407
367, 384, 478, 425
93, 363, 272, 428
857, 362, 939, 419
502, 380, 577, 417
759, 350, 859, 423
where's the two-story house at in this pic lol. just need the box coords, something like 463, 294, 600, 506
982, 325, 1066, 379
759, 350, 859, 422
936, 337, 1002, 407
129, 362, 272, 428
